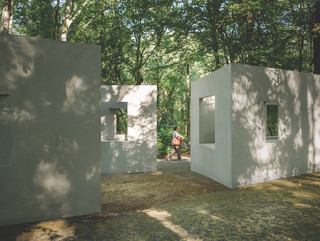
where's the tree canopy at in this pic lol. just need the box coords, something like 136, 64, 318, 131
1, 0, 320, 157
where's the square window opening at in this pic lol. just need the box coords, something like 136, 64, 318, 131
199, 95, 215, 145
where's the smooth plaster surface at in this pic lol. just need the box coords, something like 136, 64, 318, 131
191, 65, 232, 187
231, 64, 320, 187
191, 63, 320, 188
0, 34, 101, 226
101, 85, 157, 174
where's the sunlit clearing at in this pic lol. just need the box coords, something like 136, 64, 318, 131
144, 209, 202, 241
16, 220, 75, 240
294, 203, 312, 208
267, 186, 282, 191
152, 172, 163, 175
273, 179, 299, 188
197, 209, 223, 221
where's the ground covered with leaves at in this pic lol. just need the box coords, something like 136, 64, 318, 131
1, 158, 320, 240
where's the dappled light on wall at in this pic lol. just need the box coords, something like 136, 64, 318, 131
61, 75, 96, 116
101, 85, 157, 174
0, 33, 101, 226
191, 64, 320, 188
33, 160, 71, 211
0, 35, 36, 90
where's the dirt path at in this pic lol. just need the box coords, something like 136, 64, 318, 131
98, 158, 229, 217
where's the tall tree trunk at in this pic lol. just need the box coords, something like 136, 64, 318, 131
61, 0, 72, 41
1, 0, 14, 34
206, 0, 221, 69
61, 0, 90, 41
298, 32, 304, 72
312, 0, 320, 74
186, 64, 191, 152
246, 10, 255, 65
54, 0, 60, 40
298, 0, 306, 72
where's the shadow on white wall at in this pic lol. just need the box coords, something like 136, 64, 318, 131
0, 34, 101, 226
101, 85, 157, 174
232, 65, 320, 186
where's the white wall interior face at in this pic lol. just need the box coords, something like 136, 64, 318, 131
101, 85, 157, 174
101, 101, 128, 141
199, 95, 215, 144
0, 33, 101, 226
191, 65, 233, 188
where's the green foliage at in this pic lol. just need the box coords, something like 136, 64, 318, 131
0, 0, 2, 21
157, 125, 172, 158
115, 108, 127, 134
267, 105, 278, 137
3, 0, 319, 157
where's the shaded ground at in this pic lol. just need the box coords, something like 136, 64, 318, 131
1, 158, 320, 240
100, 156, 227, 217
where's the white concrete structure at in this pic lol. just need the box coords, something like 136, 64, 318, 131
101, 85, 157, 174
191, 63, 320, 188
0, 34, 101, 226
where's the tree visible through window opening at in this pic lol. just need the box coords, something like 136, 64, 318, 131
115, 108, 127, 135
266, 104, 278, 139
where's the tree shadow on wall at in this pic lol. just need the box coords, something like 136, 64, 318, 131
0, 34, 101, 225
101, 85, 158, 174
232, 64, 320, 187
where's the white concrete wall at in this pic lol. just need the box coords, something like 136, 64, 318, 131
191, 63, 320, 188
0, 34, 101, 226
191, 65, 233, 187
231, 64, 320, 187
101, 85, 157, 174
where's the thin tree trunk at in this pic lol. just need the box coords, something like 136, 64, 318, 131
61, 0, 72, 41
246, 11, 255, 64
54, 0, 60, 40
206, 0, 221, 69
298, 33, 304, 72
298, 0, 305, 72
158, 86, 176, 125
186, 64, 191, 152
1, 0, 14, 34
314, 37, 320, 74
312, 0, 320, 74
61, 0, 90, 41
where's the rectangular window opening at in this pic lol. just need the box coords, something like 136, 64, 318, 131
115, 108, 127, 135
266, 102, 278, 141
199, 95, 215, 146
110, 105, 128, 141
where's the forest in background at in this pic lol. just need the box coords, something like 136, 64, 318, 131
1, 0, 320, 157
